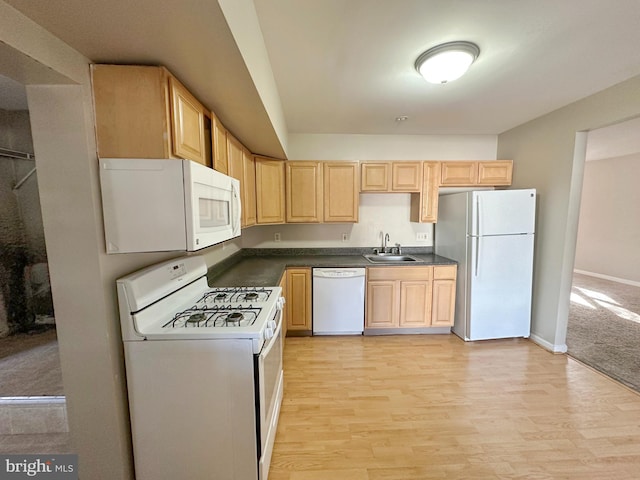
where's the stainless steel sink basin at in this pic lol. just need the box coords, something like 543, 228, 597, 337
363, 254, 419, 263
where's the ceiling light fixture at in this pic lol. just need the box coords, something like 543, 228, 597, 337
415, 41, 480, 84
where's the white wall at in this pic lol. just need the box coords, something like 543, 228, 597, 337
287, 133, 497, 161
243, 133, 498, 248
574, 153, 640, 283
497, 74, 640, 353
243, 193, 432, 248
217, 0, 288, 158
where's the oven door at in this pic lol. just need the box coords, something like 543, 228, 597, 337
256, 306, 284, 480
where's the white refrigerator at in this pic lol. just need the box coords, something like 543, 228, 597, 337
435, 189, 536, 341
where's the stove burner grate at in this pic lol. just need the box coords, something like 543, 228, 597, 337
163, 305, 262, 328
200, 287, 273, 305
186, 313, 207, 324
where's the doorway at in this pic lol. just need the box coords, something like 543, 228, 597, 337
566, 117, 640, 392
0, 74, 69, 452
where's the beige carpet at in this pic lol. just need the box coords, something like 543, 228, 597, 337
0, 328, 64, 396
566, 272, 640, 392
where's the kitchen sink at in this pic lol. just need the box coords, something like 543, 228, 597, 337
363, 254, 419, 263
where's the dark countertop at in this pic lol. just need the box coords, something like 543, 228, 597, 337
207, 248, 456, 287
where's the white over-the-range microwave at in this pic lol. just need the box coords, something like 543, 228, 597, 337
99, 158, 241, 254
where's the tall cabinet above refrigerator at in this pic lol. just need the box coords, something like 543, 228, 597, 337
435, 189, 536, 341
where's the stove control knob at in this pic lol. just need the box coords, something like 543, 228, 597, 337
276, 297, 286, 310
268, 320, 277, 330
264, 327, 274, 340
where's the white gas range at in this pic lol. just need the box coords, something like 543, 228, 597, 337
117, 255, 284, 480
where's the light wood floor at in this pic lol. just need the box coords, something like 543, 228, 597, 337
269, 335, 640, 480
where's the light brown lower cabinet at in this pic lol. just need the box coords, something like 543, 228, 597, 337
279, 272, 288, 338
366, 265, 456, 330
365, 280, 398, 328
431, 265, 457, 327
399, 280, 432, 327
285, 268, 312, 335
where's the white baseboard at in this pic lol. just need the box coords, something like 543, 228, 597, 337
574, 269, 640, 288
529, 333, 567, 353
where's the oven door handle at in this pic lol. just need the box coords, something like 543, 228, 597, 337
260, 310, 282, 358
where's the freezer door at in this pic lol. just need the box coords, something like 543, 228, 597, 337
471, 189, 536, 236
467, 234, 534, 340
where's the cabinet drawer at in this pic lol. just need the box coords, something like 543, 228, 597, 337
367, 266, 433, 281
433, 265, 457, 280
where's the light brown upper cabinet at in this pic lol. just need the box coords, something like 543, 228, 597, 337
361, 162, 422, 192
477, 160, 513, 185
360, 162, 389, 191
227, 134, 255, 228
440, 160, 513, 186
410, 161, 441, 223
169, 76, 207, 165
92, 65, 211, 167
391, 162, 423, 192
255, 157, 286, 225
323, 162, 359, 222
286, 161, 359, 223
242, 147, 257, 226
211, 112, 228, 174
286, 162, 323, 223
440, 161, 478, 186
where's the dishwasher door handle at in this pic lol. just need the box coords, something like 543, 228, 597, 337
313, 268, 365, 278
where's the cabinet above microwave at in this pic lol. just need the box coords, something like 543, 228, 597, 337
99, 158, 241, 254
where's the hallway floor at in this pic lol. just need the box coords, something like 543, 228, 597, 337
567, 272, 640, 392
0, 328, 71, 455
0, 328, 64, 396
0, 432, 72, 454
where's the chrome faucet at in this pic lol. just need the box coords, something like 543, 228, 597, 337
383, 233, 390, 253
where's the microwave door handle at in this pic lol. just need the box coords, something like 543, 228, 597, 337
232, 183, 242, 234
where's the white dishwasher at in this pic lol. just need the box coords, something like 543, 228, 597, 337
313, 268, 365, 335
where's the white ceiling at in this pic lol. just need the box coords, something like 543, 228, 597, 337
253, 0, 640, 135
2, 0, 640, 157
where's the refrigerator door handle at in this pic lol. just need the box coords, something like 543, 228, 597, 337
476, 195, 482, 237
475, 236, 481, 277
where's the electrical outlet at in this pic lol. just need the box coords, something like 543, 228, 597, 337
274, 232, 281, 242
342, 233, 348, 242
416, 232, 429, 241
